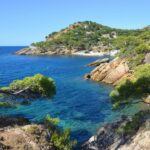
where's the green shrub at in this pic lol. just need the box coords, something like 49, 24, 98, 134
45, 114, 60, 126
134, 44, 150, 54
4, 74, 56, 98
110, 64, 150, 108
44, 114, 77, 150
134, 64, 150, 78
51, 129, 77, 150
116, 111, 146, 135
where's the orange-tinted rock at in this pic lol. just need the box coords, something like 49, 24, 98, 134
144, 95, 150, 104
90, 58, 129, 84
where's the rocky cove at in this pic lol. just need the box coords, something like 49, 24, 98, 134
1, 21, 150, 150
0, 48, 150, 150
2, 47, 136, 150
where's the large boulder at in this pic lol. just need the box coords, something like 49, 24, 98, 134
90, 58, 129, 84
144, 95, 150, 104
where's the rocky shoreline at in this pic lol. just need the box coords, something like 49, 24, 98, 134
85, 57, 134, 86
81, 111, 150, 150
2, 110, 150, 150
15, 46, 118, 57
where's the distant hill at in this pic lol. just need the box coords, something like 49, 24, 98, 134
16, 21, 149, 56
31, 21, 145, 52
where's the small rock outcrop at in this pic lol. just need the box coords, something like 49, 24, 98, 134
15, 47, 77, 56
144, 95, 150, 104
86, 58, 109, 66
84, 74, 91, 80
15, 47, 46, 55
89, 58, 130, 85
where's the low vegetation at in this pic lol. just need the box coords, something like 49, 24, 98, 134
114, 30, 150, 68
45, 114, 77, 150
116, 111, 149, 136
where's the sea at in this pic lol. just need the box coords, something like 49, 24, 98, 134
0, 46, 140, 147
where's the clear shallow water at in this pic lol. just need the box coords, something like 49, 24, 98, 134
0, 46, 140, 146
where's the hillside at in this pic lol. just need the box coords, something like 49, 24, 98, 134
16, 21, 147, 55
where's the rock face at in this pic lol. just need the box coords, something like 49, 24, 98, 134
0, 116, 54, 150
144, 95, 150, 104
0, 124, 54, 150
81, 113, 150, 150
86, 58, 109, 66
15, 47, 46, 55
89, 58, 130, 85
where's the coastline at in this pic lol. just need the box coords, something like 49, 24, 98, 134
15, 47, 119, 57
72, 50, 118, 56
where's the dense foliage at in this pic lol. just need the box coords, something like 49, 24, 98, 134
32, 21, 145, 51
116, 111, 147, 135
1, 74, 56, 99
45, 114, 77, 150
110, 64, 150, 108
114, 30, 150, 68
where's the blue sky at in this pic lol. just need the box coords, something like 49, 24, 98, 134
0, 0, 149, 46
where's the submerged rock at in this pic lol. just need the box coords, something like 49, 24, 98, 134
15, 46, 74, 56
0, 115, 29, 128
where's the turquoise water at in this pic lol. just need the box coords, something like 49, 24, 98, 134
0, 46, 139, 146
